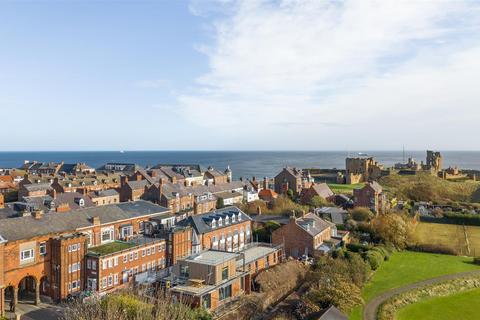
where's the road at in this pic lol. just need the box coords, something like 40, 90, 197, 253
363, 270, 480, 320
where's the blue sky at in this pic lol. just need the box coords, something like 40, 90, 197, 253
1, 1, 480, 151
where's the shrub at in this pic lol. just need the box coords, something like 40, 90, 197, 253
364, 250, 384, 270
350, 207, 374, 222
346, 243, 371, 253
408, 244, 458, 256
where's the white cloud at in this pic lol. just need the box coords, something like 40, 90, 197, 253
177, 0, 480, 150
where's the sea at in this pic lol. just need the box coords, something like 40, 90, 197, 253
0, 151, 479, 180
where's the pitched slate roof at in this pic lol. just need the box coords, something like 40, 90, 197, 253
177, 206, 251, 235
23, 183, 52, 192
296, 213, 335, 237
126, 179, 149, 190
311, 183, 334, 199
0, 200, 170, 242
314, 306, 348, 320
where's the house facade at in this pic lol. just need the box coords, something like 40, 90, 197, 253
274, 167, 313, 195
272, 212, 344, 257
353, 181, 387, 214
0, 200, 172, 315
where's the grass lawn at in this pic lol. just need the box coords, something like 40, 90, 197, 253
396, 288, 480, 320
349, 251, 478, 320
327, 183, 364, 194
414, 222, 480, 256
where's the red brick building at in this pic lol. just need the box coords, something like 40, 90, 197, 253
272, 212, 345, 258
0, 200, 172, 315
353, 181, 387, 214
299, 183, 335, 205
86, 238, 167, 294
274, 167, 313, 195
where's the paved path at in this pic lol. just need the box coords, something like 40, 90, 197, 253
363, 270, 480, 320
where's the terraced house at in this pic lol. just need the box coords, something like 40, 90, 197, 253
0, 200, 172, 316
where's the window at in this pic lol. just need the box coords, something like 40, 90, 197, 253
102, 260, 107, 270
134, 251, 138, 260
152, 246, 155, 254
121, 226, 133, 239
142, 249, 146, 257
39, 242, 47, 256
69, 262, 80, 273
147, 248, 151, 256
20, 248, 34, 261
87, 260, 92, 269
101, 226, 114, 243
114, 274, 119, 285
102, 277, 107, 289
147, 262, 151, 271
114, 256, 118, 266
222, 266, 229, 280
71, 280, 80, 291
211, 220, 216, 228
219, 285, 232, 301
123, 254, 128, 263
92, 260, 97, 270
180, 264, 189, 278
108, 275, 113, 287
151, 260, 156, 270
108, 259, 113, 268
142, 264, 146, 272
130, 253, 134, 261
218, 218, 223, 226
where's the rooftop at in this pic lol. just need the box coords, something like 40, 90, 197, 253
182, 250, 239, 266
88, 241, 137, 256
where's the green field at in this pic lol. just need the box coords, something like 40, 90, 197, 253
414, 222, 480, 256
397, 288, 480, 320
327, 183, 364, 195
349, 251, 478, 320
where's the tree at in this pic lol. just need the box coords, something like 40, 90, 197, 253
350, 207, 374, 222
371, 213, 415, 249
216, 197, 224, 209
287, 189, 294, 200
306, 273, 363, 314
309, 195, 332, 208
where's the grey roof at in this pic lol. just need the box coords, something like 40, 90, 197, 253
237, 245, 276, 266
160, 181, 245, 200
0, 200, 170, 242
315, 306, 348, 320
216, 191, 243, 200
127, 179, 149, 190
94, 189, 119, 197
177, 206, 251, 235
366, 181, 383, 193
311, 183, 334, 199
183, 250, 239, 266
23, 183, 52, 192
296, 213, 335, 237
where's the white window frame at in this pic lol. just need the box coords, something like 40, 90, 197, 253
20, 248, 34, 261
101, 226, 115, 244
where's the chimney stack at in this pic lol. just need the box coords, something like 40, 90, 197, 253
91, 216, 101, 225
263, 177, 268, 190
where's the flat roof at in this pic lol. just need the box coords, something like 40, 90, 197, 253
237, 245, 277, 267
182, 250, 239, 266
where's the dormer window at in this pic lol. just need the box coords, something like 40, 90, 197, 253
232, 214, 236, 223
218, 217, 223, 227
211, 220, 216, 228
93, 180, 98, 186
68, 183, 72, 188
225, 216, 229, 225
238, 213, 242, 221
